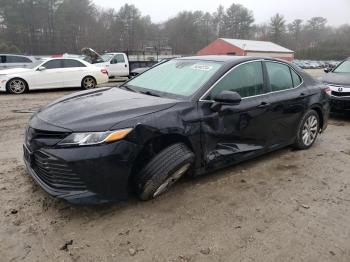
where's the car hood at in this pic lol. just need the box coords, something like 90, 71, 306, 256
34, 87, 178, 132
322, 73, 350, 86
0, 68, 32, 75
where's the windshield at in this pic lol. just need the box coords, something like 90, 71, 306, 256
28, 61, 43, 69
125, 59, 223, 97
333, 60, 350, 73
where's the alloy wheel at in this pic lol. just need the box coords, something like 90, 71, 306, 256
301, 115, 318, 146
9, 79, 26, 94
83, 77, 96, 89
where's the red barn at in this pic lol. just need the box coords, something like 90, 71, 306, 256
197, 38, 294, 61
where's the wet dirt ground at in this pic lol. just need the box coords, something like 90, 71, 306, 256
1, 72, 350, 262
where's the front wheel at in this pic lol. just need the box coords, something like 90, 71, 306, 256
293, 109, 320, 149
135, 143, 195, 201
81, 76, 96, 89
6, 78, 27, 94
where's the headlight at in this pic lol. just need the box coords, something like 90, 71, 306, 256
58, 128, 132, 146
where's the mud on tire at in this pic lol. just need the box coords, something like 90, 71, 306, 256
135, 143, 194, 201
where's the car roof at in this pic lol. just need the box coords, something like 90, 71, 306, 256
176, 55, 290, 65
0, 54, 34, 57
45, 57, 87, 62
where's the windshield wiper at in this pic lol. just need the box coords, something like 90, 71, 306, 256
119, 85, 137, 93
138, 90, 160, 97
119, 85, 160, 97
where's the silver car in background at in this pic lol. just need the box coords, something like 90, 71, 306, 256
0, 54, 39, 70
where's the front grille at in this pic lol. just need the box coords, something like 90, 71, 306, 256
32, 151, 87, 191
26, 127, 70, 150
331, 91, 350, 97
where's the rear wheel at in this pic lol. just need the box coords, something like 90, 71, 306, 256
293, 109, 319, 149
81, 76, 96, 89
135, 143, 194, 201
6, 78, 27, 94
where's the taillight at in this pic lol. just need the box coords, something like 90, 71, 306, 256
323, 86, 331, 96
101, 69, 108, 75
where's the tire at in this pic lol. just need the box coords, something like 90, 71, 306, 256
6, 78, 28, 94
293, 109, 320, 150
81, 76, 96, 89
135, 143, 195, 201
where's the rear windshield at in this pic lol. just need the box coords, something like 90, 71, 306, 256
126, 59, 223, 97
333, 60, 350, 73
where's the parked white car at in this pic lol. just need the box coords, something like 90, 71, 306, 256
0, 54, 39, 70
0, 58, 109, 94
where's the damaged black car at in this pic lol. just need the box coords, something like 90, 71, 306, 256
23, 56, 330, 204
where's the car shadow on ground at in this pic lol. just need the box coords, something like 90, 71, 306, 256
329, 112, 350, 122
33, 145, 295, 219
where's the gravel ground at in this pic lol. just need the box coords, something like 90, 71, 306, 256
1, 71, 350, 262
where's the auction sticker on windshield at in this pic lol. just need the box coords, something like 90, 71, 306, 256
191, 64, 213, 71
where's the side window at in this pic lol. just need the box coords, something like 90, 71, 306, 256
6, 56, 32, 63
291, 70, 302, 87
42, 60, 63, 69
266, 62, 293, 91
111, 54, 125, 64
63, 59, 86, 68
0, 56, 5, 63
208, 61, 264, 99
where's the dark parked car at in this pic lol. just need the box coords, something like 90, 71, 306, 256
322, 58, 350, 112
23, 56, 330, 204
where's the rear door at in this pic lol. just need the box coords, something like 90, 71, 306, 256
61, 59, 87, 87
264, 61, 309, 146
109, 54, 129, 77
199, 61, 273, 171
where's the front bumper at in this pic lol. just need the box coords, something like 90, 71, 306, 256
330, 96, 350, 112
23, 140, 141, 204
0, 79, 7, 92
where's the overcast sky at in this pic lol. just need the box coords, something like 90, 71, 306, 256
93, 0, 350, 26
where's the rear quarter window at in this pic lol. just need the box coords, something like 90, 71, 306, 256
291, 70, 302, 87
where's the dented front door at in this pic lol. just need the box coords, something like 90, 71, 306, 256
198, 94, 272, 171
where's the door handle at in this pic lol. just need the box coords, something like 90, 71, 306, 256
125, 64, 127, 68
257, 101, 270, 108
299, 92, 306, 97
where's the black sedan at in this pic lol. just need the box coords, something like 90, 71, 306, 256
23, 56, 330, 204
322, 58, 350, 112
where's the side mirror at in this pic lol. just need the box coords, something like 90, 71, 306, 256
324, 67, 332, 73
211, 91, 242, 112
37, 66, 46, 71
110, 59, 117, 64
214, 90, 242, 104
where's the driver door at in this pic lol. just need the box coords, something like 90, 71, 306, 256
29, 59, 64, 89
198, 61, 272, 171
109, 54, 129, 77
